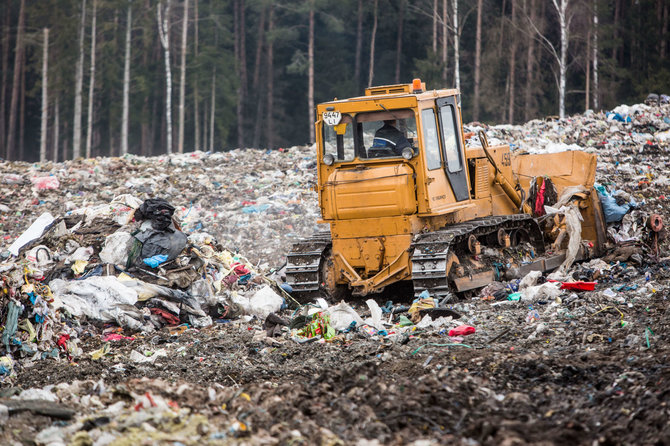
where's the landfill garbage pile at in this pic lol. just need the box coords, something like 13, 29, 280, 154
470, 102, 670, 257
1, 147, 321, 268
0, 193, 297, 379
1, 102, 670, 445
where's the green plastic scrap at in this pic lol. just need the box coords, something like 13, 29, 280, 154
508, 292, 522, 301
645, 327, 654, 349
2, 300, 21, 353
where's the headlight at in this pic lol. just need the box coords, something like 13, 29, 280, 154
323, 154, 335, 165
402, 147, 415, 160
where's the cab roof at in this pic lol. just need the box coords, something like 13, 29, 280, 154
318, 82, 459, 108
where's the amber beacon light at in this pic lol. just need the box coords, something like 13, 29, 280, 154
412, 78, 423, 93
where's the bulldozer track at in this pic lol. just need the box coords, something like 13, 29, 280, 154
285, 231, 332, 298
285, 214, 544, 300
410, 214, 544, 299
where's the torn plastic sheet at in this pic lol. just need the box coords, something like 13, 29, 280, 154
7, 213, 55, 256
50, 276, 139, 321
118, 276, 206, 317
547, 204, 583, 281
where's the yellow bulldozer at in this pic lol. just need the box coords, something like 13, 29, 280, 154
285, 80, 607, 300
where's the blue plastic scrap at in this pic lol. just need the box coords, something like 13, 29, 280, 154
143, 254, 168, 268
606, 112, 632, 123
595, 183, 634, 223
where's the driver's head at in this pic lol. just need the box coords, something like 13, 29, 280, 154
384, 119, 396, 127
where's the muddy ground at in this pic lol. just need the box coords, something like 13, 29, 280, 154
3, 282, 669, 445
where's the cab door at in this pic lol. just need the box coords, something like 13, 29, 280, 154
419, 107, 458, 213
436, 96, 469, 202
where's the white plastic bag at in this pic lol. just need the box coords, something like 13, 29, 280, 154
99, 231, 133, 265
327, 301, 364, 331
365, 299, 384, 330
249, 285, 284, 319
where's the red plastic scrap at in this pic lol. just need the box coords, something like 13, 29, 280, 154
102, 333, 135, 342
56, 334, 72, 361
557, 281, 596, 291
149, 307, 180, 326
56, 334, 70, 349
448, 325, 476, 337
534, 180, 547, 216
231, 262, 250, 276
145, 392, 157, 407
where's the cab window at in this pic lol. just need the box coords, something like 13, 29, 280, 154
421, 109, 441, 170
356, 109, 417, 159
438, 105, 463, 173
322, 114, 355, 161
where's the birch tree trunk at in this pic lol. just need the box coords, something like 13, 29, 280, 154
354, 0, 363, 90
308, 4, 315, 143
202, 100, 207, 152
178, 0, 188, 153
157, 0, 173, 154
73, 0, 86, 159
193, 0, 199, 151
368, 0, 378, 87
473, 0, 482, 120
452, 0, 460, 91
234, 0, 245, 148
552, 0, 569, 119
85, 0, 97, 158
209, 68, 215, 151
53, 96, 60, 162
432, 0, 437, 53
40, 28, 49, 163
507, 0, 516, 124
524, 0, 536, 121
394, 0, 404, 83
239, 0, 247, 95
0, 8, 10, 153
592, 0, 598, 110
585, 24, 590, 111
442, 0, 447, 83
7, 0, 25, 160
121, 3, 131, 156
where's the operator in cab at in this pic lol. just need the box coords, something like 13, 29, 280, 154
371, 120, 412, 156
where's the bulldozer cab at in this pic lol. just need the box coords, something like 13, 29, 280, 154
316, 82, 472, 221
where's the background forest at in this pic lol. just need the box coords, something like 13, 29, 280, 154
0, 0, 668, 162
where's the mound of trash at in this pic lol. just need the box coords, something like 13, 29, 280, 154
0, 102, 670, 445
